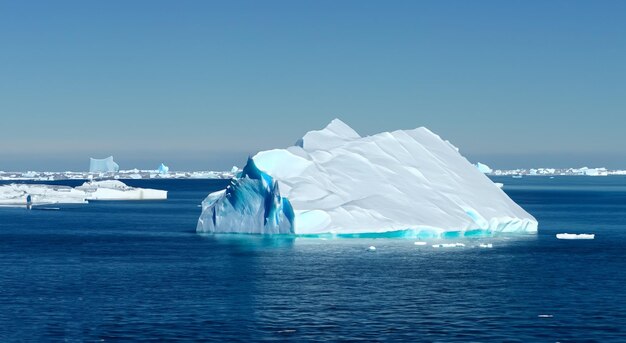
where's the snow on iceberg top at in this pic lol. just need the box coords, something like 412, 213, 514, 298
249, 119, 537, 236
296, 118, 361, 150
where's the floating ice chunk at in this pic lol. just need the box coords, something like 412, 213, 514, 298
495, 183, 504, 189
538, 314, 553, 318
414, 241, 427, 246
0, 184, 87, 207
76, 180, 167, 200
556, 233, 595, 240
368, 246, 376, 251
432, 243, 464, 248
479, 243, 493, 248
0, 180, 166, 206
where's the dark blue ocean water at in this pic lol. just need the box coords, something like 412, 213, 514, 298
1, 176, 625, 342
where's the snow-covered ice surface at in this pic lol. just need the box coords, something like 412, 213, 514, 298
198, 119, 538, 237
77, 180, 168, 200
0, 180, 166, 207
556, 233, 595, 240
0, 184, 87, 206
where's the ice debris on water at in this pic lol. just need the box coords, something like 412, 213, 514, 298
368, 246, 376, 251
556, 233, 595, 240
432, 243, 465, 248
414, 241, 427, 246
479, 243, 493, 248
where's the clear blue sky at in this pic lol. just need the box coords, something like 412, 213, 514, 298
1, 0, 625, 171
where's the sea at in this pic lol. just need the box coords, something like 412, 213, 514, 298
1, 176, 625, 342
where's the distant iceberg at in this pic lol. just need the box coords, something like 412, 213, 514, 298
89, 156, 119, 173
197, 119, 538, 237
475, 162, 493, 174
158, 163, 169, 174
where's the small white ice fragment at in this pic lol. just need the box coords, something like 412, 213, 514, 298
479, 243, 493, 248
556, 233, 595, 240
538, 314, 553, 318
368, 246, 376, 251
432, 243, 464, 248
414, 241, 427, 246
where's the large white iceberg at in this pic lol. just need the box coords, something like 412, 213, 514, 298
89, 156, 120, 173
197, 119, 538, 237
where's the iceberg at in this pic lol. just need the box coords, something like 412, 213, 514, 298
0, 180, 166, 207
76, 180, 167, 200
158, 163, 169, 174
197, 119, 538, 237
475, 162, 493, 174
89, 156, 120, 173
0, 184, 87, 207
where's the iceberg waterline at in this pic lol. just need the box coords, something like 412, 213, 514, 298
197, 119, 538, 237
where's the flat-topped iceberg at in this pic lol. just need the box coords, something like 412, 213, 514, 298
77, 180, 167, 200
0, 184, 87, 207
197, 119, 538, 237
0, 180, 167, 207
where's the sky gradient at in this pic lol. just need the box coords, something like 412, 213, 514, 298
1, 1, 625, 171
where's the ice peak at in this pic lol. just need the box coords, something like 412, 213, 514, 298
323, 118, 361, 139
297, 118, 361, 150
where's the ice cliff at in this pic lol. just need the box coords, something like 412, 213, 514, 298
197, 119, 538, 237
197, 158, 294, 234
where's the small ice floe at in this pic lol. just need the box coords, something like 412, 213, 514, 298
538, 314, 553, 318
556, 233, 595, 240
414, 241, 427, 246
478, 243, 493, 248
277, 329, 297, 333
432, 243, 465, 248
368, 246, 376, 251
495, 183, 504, 189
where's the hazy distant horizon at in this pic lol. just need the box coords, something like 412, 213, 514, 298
2, 141, 626, 172
2, 1, 625, 171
